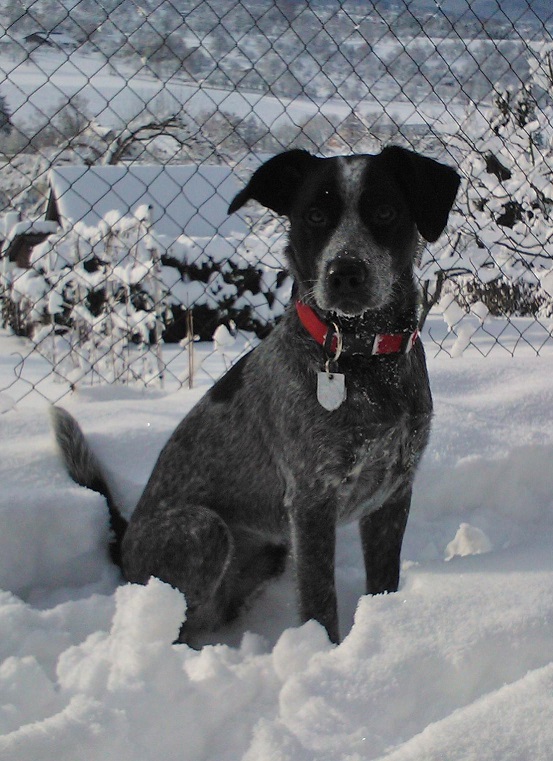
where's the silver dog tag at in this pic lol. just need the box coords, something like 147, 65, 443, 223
317, 371, 346, 410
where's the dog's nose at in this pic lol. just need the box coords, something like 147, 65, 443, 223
327, 258, 367, 296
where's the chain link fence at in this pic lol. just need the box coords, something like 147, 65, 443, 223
1, 1, 553, 405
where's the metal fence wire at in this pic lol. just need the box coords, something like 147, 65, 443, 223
1, 1, 553, 403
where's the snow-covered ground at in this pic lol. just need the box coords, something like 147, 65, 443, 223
1, 48, 467, 134
1, 315, 552, 761
2, 15, 553, 757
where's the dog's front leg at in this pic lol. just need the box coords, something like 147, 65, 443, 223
291, 505, 339, 643
359, 488, 411, 596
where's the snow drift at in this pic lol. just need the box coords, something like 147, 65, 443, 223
1, 321, 553, 760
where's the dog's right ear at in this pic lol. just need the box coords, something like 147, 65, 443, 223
228, 150, 320, 217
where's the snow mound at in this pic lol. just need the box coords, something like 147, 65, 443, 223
444, 523, 493, 561
2, 328, 553, 759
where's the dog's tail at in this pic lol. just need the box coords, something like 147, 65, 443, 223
50, 406, 127, 567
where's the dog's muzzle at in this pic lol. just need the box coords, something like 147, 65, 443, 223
325, 257, 371, 315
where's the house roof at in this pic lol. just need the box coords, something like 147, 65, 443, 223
47, 164, 248, 240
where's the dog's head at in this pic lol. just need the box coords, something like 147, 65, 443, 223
229, 146, 460, 317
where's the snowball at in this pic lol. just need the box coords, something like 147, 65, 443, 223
133, 204, 153, 223
445, 523, 493, 561
57, 579, 187, 696
110, 578, 185, 647
213, 323, 236, 354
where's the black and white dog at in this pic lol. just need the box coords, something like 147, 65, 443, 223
53, 146, 460, 644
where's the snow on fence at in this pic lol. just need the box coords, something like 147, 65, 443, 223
1, 1, 553, 404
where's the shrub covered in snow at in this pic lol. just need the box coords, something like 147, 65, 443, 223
9, 207, 170, 386
419, 54, 553, 337
1, 206, 291, 386
160, 215, 290, 342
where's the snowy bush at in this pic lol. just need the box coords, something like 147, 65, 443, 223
419, 56, 553, 339
13, 206, 171, 386
160, 216, 290, 342
2, 207, 290, 386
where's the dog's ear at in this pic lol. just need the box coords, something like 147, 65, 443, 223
228, 150, 320, 217
378, 146, 461, 242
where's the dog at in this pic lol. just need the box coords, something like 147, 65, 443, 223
52, 145, 460, 644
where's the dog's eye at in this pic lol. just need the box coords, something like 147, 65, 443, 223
372, 204, 397, 225
305, 207, 327, 227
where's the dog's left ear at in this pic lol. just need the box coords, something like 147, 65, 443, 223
228, 149, 321, 217
378, 146, 461, 242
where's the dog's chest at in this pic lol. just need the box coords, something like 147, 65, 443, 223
281, 361, 431, 523
333, 415, 421, 523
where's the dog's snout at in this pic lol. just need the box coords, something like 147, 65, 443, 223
327, 258, 368, 296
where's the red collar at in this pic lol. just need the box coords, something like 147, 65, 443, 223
295, 301, 419, 358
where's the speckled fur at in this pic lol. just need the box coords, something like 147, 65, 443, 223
52, 146, 460, 644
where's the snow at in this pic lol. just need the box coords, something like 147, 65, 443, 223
1, 47, 468, 137
444, 523, 492, 560
1, 316, 553, 760
2, 219, 58, 242
48, 164, 248, 239
2, 22, 553, 759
